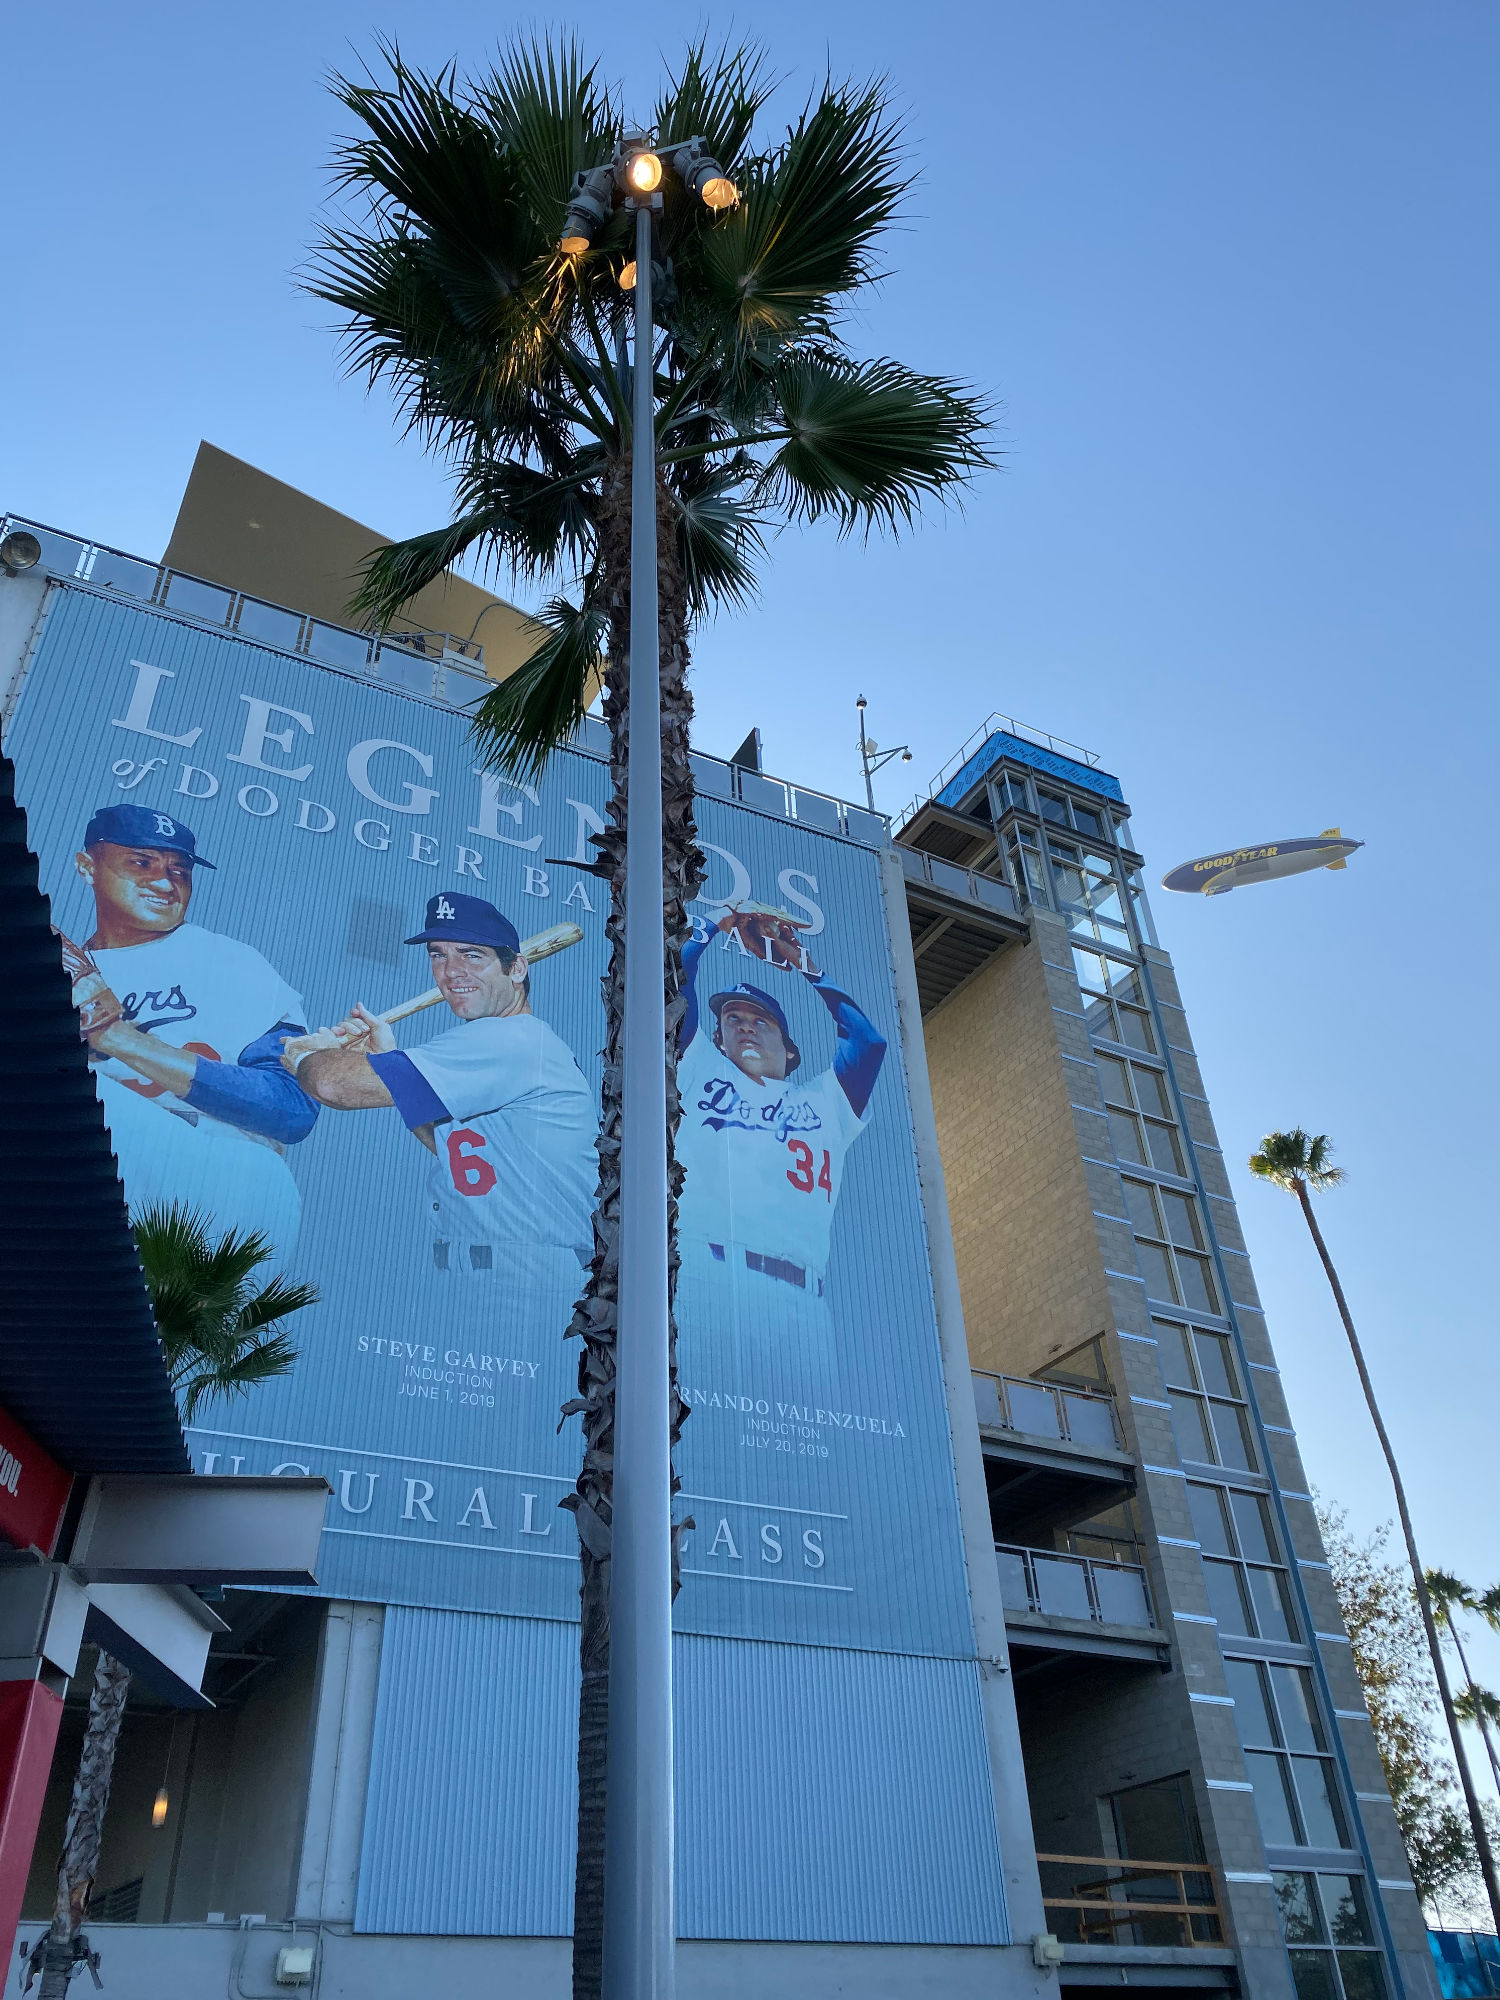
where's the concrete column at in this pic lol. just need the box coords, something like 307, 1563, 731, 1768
877, 847, 1052, 1957
295, 1602, 385, 1922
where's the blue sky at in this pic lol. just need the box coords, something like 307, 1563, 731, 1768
6, 3, 1498, 1770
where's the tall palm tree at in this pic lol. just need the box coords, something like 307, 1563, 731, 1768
309, 39, 993, 1994
35, 1207, 315, 2000
1249, 1130, 1500, 1930
1428, 1571, 1500, 1796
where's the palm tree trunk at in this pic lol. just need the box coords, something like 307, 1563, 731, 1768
1442, 1615, 1500, 1795
1294, 1182, 1500, 1930
38, 1652, 130, 2000
563, 458, 700, 2000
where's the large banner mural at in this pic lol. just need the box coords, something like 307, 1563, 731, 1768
6, 587, 974, 1660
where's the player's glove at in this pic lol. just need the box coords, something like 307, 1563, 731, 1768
717, 901, 816, 974
54, 930, 123, 1040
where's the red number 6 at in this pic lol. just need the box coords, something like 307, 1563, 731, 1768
447, 1127, 497, 1197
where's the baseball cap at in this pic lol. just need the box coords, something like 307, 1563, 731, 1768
709, 983, 801, 1072
82, 804, 216, 868
405, 891, 521, 953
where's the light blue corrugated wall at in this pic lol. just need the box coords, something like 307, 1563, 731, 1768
356, 1609, 1007, 1944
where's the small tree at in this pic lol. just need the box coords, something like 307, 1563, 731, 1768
1319, 1506, 1476, 1913
1428, 1572, 1500, 1796
34, 1207, 315, 1999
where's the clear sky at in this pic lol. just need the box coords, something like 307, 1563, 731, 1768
5, 2, 1498, 1773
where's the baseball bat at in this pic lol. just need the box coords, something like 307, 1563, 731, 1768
378, 922, 585, 1026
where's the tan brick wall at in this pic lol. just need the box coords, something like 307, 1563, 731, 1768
923, 930, 1111, 1376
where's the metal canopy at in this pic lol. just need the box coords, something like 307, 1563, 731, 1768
0, 753, 188, 1476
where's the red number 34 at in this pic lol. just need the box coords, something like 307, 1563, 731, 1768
785, 1140, 832, 1201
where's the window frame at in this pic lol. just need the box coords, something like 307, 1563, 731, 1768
1187, 1480, 1298, 1640
1158, 1321, 1259, 1473
1072, 944, 1158, 1053
1097, 1055, 1187, 1178
1120, 1176, 1222, 1316
1273, 1872, 1388, 2000
1226, 1661, 1347, 1850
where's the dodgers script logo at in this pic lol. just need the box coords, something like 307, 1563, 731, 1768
696, 1074, 824, 1142
119, 984, 198, 1032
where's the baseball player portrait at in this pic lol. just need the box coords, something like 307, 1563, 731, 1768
674, 904, 888, 1379
60, 802, 318, 1263
285, 892, 595, 1330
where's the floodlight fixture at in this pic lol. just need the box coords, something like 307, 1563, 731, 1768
619, 260, 638, 292
620, 147, 663, 195
0, 529, 42, 575
671, 139, 738, 209
559, 164, 615, 255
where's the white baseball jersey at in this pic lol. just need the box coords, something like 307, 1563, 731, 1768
395, 1014, 595, 1260
675, 1030, 867, 1277
88, 924, 306, 1258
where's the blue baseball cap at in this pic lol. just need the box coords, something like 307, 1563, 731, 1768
406, 891, 521, 953
710, 983, 802, 1072
82, 804, 215, 868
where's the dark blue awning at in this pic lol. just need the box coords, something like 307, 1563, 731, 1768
0, 751, 188, 1475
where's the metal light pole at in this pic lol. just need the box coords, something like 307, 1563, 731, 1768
559, 132, 738, 2000
855, 694, 912, 811
604, 187, 675, 2000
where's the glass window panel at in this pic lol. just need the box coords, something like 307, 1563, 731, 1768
1032, 1555, 1092, 1619
1093, 1564, 1152, 1627
1137, 1241, 1179, 1303
1146, 1121, 1186, 1174
1117, 1006, 1156, 1052
1287, 1953, 1340, 2000
1006, 1380, 1063, 1439
1162, 1191, 1206, 1249
1039, 790, 1069, 824
1192, 1331, 1238, 1398
1073, 947, 1108, 995
1074, 804, 1105, 837
1204, 1558, 1254, 1635
1209, 1399, 1256, 1471
308, 621, 373, 669
1274, 1872, 1325, 1944
929, 857, 973, 899
1225, 1658, 1277, 1741
1169, 1392, 1215, 1462
1109, 1111, 1148, 1165
1319, 1876, 1374, 1946
1053, 861, 1088, 905
1274, 1873, 1327, 1945
1229, 1491, 1276, 1564
1177, 1255, 1221, 1315
1097, 1055, 1133, 1107
995, 1548, 1031, 1611
1122, 1180, 1162, 1235
1082, 994, 1116, 1040
1245, 1751, 1301, 1846
163, 572, 235, 622
1248, 1566, 1297, 1641
1157, 1322, 1198, 1389
1186, 1481, 1233, 1555
1337, 1953, 1388, 2000
971, 1374, 1004, 1428
1091, 877, 1125, 923
235, 596, 305, 649
1134, 1066, 1174, 1117
1289, 1757, 1347, 1848
1061, 1392, 1118, 1450
1105, 959, 1144, 998
1271, 1667, 1327, 1753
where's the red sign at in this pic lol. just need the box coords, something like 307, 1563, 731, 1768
0, 1404, 72, 1557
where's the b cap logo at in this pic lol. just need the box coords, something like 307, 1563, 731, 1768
153, 814, 178, 838
434, 896, 456, 922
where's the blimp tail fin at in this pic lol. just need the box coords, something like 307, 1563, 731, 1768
1325, 859, 1347, 870
1321, 826, 1346, 870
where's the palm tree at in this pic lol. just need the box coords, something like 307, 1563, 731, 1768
36, 1206, 315, 1999
1428, 1572, 1500, 1796
1249, 1130, 1500, 1931
308, 39, 993, 1994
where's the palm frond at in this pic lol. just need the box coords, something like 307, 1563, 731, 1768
654, 39, 776, 179
469, 594, 608, 780
694, 78, 910, 347
673, 462, 765, 615
758, 354, 995, 534
477, 38, 616, 237
178, 1332, 301, 1423
1249, 1129, 1348, 1193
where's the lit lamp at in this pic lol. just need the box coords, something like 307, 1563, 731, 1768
559, 164, 615, 257
670, 140, 738, 209
152, 1787, 169, 1829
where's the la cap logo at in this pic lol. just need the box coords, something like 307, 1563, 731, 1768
435, 896, 455, 921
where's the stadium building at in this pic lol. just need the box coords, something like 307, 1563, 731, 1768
0, 459, 1436, 2000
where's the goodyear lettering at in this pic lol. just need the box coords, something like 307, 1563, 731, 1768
1194, 845, 1280, 872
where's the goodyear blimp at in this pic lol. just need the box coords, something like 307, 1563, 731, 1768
1162, 828, 1363, 897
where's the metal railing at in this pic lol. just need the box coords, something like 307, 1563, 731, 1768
996, 1543, 1154, 1629
1036, 1855, 1223, 1947
898, 845, 1019, 918
3, 513, 892, 849
971, 1369, 1121, 1451
896, 709, 1105, 831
